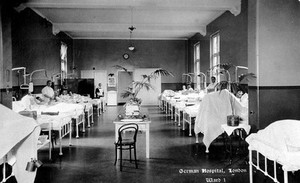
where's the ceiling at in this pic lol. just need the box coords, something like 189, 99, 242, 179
18, 0, 241, 40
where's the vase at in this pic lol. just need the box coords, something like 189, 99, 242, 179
124, 103, 140, 116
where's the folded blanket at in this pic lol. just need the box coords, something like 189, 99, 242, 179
185, 103, 195, 106
41, 111, 59, 116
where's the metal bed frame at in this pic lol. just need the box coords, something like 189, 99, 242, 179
73, 112, 85, 138
1, 155, 13, 183
182, 111, 195, 136
85, 105, 94, 128
249, 149, 289, 183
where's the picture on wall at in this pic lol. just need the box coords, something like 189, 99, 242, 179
108, 76, 116, 87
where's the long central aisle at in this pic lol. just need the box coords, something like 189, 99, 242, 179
35, 106, 249, 183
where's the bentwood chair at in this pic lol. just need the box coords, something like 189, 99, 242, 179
114, 123, 139, 171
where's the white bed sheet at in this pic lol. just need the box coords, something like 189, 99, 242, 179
183, 103, 201, 117
0, 104, 40, 183
194, 89, 247, 151
91, 98, 102, 105
37, 115, 72, 129
246, 119, 300, 171
174, 101, 187, 111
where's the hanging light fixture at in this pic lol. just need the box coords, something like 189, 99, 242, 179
128, 25, 136, 51
128, 7, 136, 51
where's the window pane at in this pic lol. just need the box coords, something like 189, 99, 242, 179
60, 42, 68, 85
211, 32, 220, 76
195, 44, 200, 59
61, 62, 65, 71
194, 42, 200, 86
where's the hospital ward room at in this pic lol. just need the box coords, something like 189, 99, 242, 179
1, 0, 300, 183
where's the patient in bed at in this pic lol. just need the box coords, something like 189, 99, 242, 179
57, 88, 71, 102
236, 87, 248, 107
181, 85, 187, 92
21, 93, 44, 110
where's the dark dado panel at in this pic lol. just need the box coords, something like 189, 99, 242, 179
0, 89, 12, 109
249, 86, 300, 130
161, 83, 184, 92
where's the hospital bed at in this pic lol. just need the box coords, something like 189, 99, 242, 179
182, 103, 200, 136
181, 92, 205, 135
73, 111, 85, 138
1, 104, 40, 183
170, 92, 205, 129
174, 101, 185, 126
17, 111, 53, 160
194, 89, 248, 152
166, 96, 183, 119
92, 98, 102, 116
55, 94, 97, 133
35, 102, 85, 153
72, 95, 95, 127
246, 120, 300, 183
160, 90, 176, 114
37, 114, 72, 156
83, 102, 94, 127
13, 101, 84, 156
57, 96, 86, 138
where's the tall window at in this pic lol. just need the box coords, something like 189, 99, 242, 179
60, 42, 68, 84
194, 42, 200, 89
210, 32, 220, 81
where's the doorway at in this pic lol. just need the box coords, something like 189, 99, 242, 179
117, 71, 133, 105
81, 70, 107, 103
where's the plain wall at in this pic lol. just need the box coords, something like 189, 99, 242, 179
73, 39, 187, 90
248, 0, 300, 129
11, 8, 73, 88
258, 0, 300, 86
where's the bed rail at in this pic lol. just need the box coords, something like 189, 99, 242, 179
85, 105, 93, 128
249, 149, 288, 183
1, 155, 14, 183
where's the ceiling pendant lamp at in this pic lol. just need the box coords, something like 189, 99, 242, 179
128, 7, 136, 51
128, 25, 136, 51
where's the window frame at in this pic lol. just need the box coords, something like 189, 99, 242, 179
210, 31, 220, 82
194, 42, 200, 89
60, 42, 68, 85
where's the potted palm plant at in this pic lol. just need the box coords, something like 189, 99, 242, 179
113, 65, 173, 114
212, 63, 256, 126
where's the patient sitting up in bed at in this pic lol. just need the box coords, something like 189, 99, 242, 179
235, 87, 248, 107
58, 89, 71, 101
182, 84, 194, 95
181, 85, 187, 92
21, 92, 44, 110
236, 90, 243, 99
187, 84, 193, 91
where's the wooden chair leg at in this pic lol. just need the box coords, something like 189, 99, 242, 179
114, 145, 117, 166
134, 145, 138, 169
120, 145, 122, 171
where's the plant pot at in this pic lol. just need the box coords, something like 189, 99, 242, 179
227, 115, 240, 126
125, 103, 140, 116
